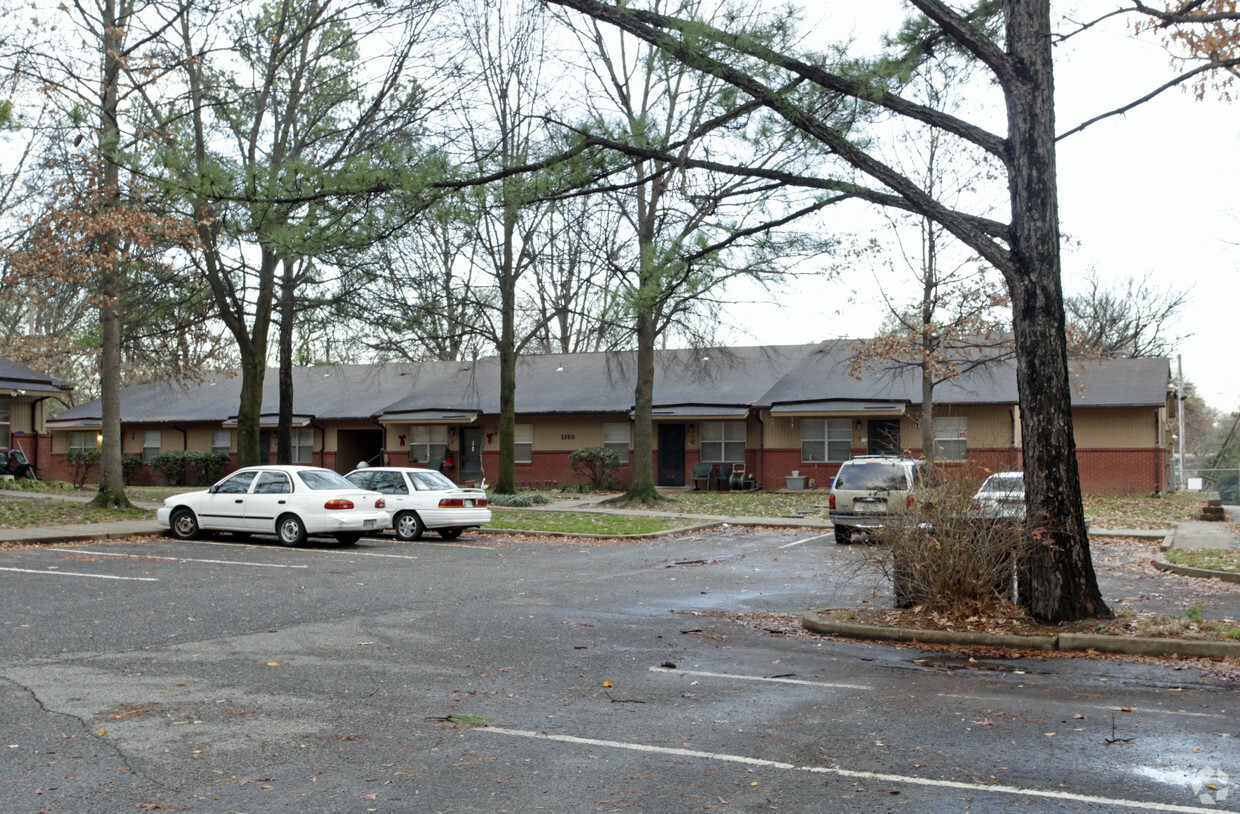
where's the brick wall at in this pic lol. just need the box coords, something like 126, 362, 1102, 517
1077, 448, 1165, 495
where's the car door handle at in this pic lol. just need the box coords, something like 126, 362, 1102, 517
235, 499, 244, 504
278, 500, 286, 504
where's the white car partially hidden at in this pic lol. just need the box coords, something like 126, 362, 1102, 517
156, 465, 389, 546
344, 466, 491, 541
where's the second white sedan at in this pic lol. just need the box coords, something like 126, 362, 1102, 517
344, 466, 491, 541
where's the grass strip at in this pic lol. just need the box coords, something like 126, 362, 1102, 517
487, 509, 691, 536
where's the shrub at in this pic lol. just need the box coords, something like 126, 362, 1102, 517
149, 451, 230, 486
66, 449, 101, 489
866, 473, 1025, 613
569, 446, 622, 491
121, 454, 143, 485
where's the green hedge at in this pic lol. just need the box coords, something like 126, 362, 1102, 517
148, 451, 230, 486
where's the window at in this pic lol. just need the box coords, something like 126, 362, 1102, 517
70, 431, 96, 453
369, 470, 409, 495
0, 400, 9, 449
212, 430, 231, 456
934, 417, 968, 461
292, 427, 314, 464
700, 421, 745, 462
216, 470, 257, 494
143, 431, 161, 462
514, 424, 533, 463
408, 425, 449, 467
801, 418, 852, 462
603, 422, 630, 460
253, 471, 291, 494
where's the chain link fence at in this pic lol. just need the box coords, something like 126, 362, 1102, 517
1175, 465, 1240, 504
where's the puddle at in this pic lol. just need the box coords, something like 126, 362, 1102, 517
913, 655, 1017, 673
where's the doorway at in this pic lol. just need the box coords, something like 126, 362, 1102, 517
459, 427, 484, 485
657, 424, 686, 486
867, 419, 901, 456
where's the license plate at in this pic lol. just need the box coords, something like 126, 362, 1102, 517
364, 519, 375, 529
857, 502, 885, 514
464, 499, 474, 508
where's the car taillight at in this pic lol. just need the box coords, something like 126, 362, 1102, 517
439, 498, 464, 508
907, 494, 915, 508
476, 498, 487, 507
324, 499, 355, 510
828, 494, 835, 509
375, 498, 385, 509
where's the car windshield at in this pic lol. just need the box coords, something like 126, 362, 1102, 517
980, 474, 1024, 494
408, 470, 458, 491
835, 462, 908, 491
296, 469, 358, 491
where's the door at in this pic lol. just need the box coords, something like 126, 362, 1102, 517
459, 427, 484, 485
196, 469, 259, 531
657, 423, 686, 487
244, 469, 294, 531
867, 419, 901, 456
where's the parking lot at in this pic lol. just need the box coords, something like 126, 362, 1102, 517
2, 527, 1238, 813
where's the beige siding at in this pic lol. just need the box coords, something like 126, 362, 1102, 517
1073, 408, 1157, 448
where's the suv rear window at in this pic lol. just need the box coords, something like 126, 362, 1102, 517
835, 462, 909, 491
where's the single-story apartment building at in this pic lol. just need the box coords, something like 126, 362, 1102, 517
45, 341, 1175, 494
0, 357, 74, 475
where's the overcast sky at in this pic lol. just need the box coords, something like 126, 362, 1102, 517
728, 3, 1238, 414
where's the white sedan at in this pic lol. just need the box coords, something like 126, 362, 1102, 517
344, 466, 491, 541
156, 465, 389, 546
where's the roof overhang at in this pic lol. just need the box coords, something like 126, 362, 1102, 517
770, 401, 907, 418
222, 413, 313, 429
46, 418, 102, 430
645, 405, 751, 421
379, 410, 480, 425
0, 380, 66, 397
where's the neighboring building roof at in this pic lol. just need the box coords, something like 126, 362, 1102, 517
0, 357, 74, 397
47, 343, 1171, 428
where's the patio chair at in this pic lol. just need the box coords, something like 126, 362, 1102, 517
6, 449, 37, 481
690, 462, 713, 491
713, 463, 734, 492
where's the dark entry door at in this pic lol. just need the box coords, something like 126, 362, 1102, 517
657, 424, 686, 486
459, 427, 484, 485
868, 419, 901, 455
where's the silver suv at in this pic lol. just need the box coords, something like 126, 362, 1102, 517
828, 455, 929, 543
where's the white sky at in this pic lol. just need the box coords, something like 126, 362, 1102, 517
726, 3, 1239, 412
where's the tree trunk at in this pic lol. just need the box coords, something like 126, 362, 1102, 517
1005, 0, 1109, 622
90, 0, 133, 510
277, 257, 295, 465
494, 204, 519, 495
622, 191, 662, 505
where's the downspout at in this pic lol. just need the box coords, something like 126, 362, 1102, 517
312, 421, 326, 468
27, 397, 50, 469
756, 410, 764, 490
172, 425, 189, 450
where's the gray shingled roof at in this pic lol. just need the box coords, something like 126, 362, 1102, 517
49, 343, 1170, 426
0, 357, 73, 396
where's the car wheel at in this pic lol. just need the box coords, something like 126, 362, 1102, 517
833, 525, 853, 544
277, 514, 307, 547
437, 527, 463, 540
393, 511, 424, 541
169, 508, 200, 540
334, 533, 361, 546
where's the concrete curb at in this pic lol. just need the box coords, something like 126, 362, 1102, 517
482, 522, 723, 539
1153, 559, 1240, 585
802, 609, 1240, 660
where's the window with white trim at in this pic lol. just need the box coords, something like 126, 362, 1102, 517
801, 418, 852, 462
142, 431, 161, 462
514, 424, 533, 463
603, 422, 630, 460
70, 431, 95, 453
700, 421, 745, 462
211, 430, 231, 456
407, 425, 449, 467
934, 417, 968, 461
292, 427, 314, 464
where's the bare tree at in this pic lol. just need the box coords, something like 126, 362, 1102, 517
1065, 271, 1190, 359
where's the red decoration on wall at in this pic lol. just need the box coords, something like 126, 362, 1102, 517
398, 434, 406, 447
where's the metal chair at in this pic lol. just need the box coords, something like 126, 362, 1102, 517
690, 462, 713, 490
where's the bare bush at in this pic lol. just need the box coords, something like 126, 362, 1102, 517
864, 473, 1026, 613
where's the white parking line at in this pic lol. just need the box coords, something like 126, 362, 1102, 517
778, 533, 831, 549
937, 693, 1228, 720
55, 549, 309, 569
0, 567, 157, 582
649, 665, 869, 690
481, 727, 1230, 813
182, 539, 422, 560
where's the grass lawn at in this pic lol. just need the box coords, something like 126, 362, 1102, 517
1083, 492, 1204, 528
1164, 548, 1240, 574
0, 500, 152, 532
659, 490, 829, 519
488, 509, 694, 535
